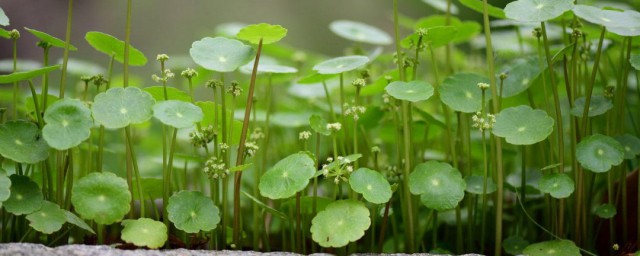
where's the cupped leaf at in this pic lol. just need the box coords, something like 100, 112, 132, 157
505, 0, 574, 23
594, 203, 617, 219
91, 87, 155, 129
492, 106, 554, 145
522, 240, 580, 256
121, 218, 167, 249
71, 172, 131, 225
459, 0, 506, 19
189, 37, 254, 72
0, 121, 49, 164
167, 190, 220, 233
85, 31, 147, 66
236, 23, 287, 45
259, 152, 316, 199
570, 96, 613, 117
26, 201, 66, 234
43, 99, 93, 150
503, 235, 530, 255
385, 80, 434, 103
501, 57, 543, 98
348, 168, 392, 204
440, 73, 489, 113
152, 100, 203, 129
464, 175, 497, 195
615, 134, 640, 160
329, 20, 392, 45
309, 114, 331, 136
573, 5, 640, 28
409, 161, 466, 211
312, 56, 369, 75
310, 200, 370, 247
64, 211, 95, 234
0, 65, 60, 84
24, 27, 77, 50
538, 173, 574, 199
576, 134, 624, 173
4, 175, 43, 215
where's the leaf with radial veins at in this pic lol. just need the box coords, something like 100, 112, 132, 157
0, 65, 60, 84
43, 99, 93, 150
385, 80, 434, 103
0, 121, 49, 164
570, 96, 613, 117
153, 100, 203, 129
503, 235, 530, 255
615, 134, 640, 160
168, 191, 220, 233
349, 168, 392, 204
310, 200, 370, 247
236, 23, 287, 45
4, 175, 43, 216
538, 173, 574, 199
26, 201, 66, 234
573, 5, 640, 29
85, 31, 147, 66
329, 20, 392, 45
576, 134, 624, 173
313, 56, 369, 75
259, 152, 316, 199
25, 27, 77, 50
409, 161, 466, 211
500, 57, 544, 98
465, 175, 496, 195
522, 240, 580, 256
492, 106, 554, 145
71, 172, 131, 225
121, 218, 167, 249
309, 114, 331, 136
401, 26, 458, 49
594, 204, 616, 219
505, 0, 574, 23
91, 87, 155, 129
190, 37, 254, 72
414, 16, 480, 44
439, 72, 489, 113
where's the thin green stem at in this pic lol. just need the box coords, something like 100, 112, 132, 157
58, 0, 73, 98
401, 100, 415, 253
124, 127, 145, 217
12, 37, 18, 119
580, 27, 606, 136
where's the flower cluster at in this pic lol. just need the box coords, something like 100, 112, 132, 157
384, 165, 402, 183
189, 125, 216, 148
472, 112, 496, 132
92, 74, 109, 88
152, 69, 175, 83
321, 156, 355, 184
250, 127, 265, 141
477, 82, 490, 90
156, 54, 169, 62
205, 79, 224, 88
343, 103, 366, 121
219, 143, 229, 152
352, 78, 366, 88
203, 156, 228, 179
181, 68, 198, 79
227, 81, 242, 97
299, 130, 312, 140
326, 122, 342, 132
8, 29, 20, 39
244, 141, 259, 157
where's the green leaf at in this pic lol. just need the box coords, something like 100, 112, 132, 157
85, 31, 147, 66
5, 175, 43, 216
131, 178, 163, 200
236, 23, 288, 45
26, 201, 66, 234
91, 87, 155, 129
329, 20, 392, 45
309, 114, 331, 136
24, 27, 77, 50
26, 94, 59, 119
0, 65, 60, 84
310, 200, 370, 247
189, 37, 254, 72
576, 134, 624, 173
414, 16, 480, 44
259, 152, 316, 199
615, 134, 640, 160
459, 0, 506, 19
464, 175, 497, 195
167, 191, 220, 233
503, 235, 530, 255
60, 58, 105, 77
241, 190, 288, 220
492, 106, 554, 145
297, 72, 337, 84
240, 58, 298, 74
409, 161, 466, 211
144, 86, 192, 102
594, 203, 617, 219
0, 28, 10, 39
71, 172, 131, 225
152, 100, 203, 129
538, 173, 574, 199
522, 240, 580, 256
0, 174, 10, 206
121, 218, 167, 249
196, 101, 242, 145
349, 168, 392, 204
385, 80, 434, 103
0, 121, 49, 164
64, 210, 95, 234
500, 57, 544, 98
573, 5, 640, 29
312, 56, 369, 75
439, 73, 489, 113
570, 96, 613, 117
631, 54, 640, 70
43, 99, 93, 150
0, 7, 9, 26
505, 0, 574, 23
270, 112, 312, 128
401, 26, 458, 50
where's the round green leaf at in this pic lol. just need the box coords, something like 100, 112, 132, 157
576, 134, 624, 173
236, 23, 287, 45
616, 134, 640, 160
310, 200, 370, 247
26, 201, 66, 234
503, 235, 530, 255
71, 172, 131, 225
0, 174, 10, 205
0, 65, 60, 84
24, 27, 77, 50
309, 114, 331, 136
348, 168, 392, 204
121, 218, 167, 249
144, 86, 192, 102
329, 20, 392, 45
409, 161, 466, 211
522, 240, 580, 256
492, 106, 554, 145
0, 121, 49, 164
570, 96, 613, 117
167, 190, 220, 233
85, 31, 147, 66
538, 173, 574, 199
189, 37, 254, 72
501, 57, 543, 98
385, 80, 435, 103
594, 203, 617, 219
91, 87, 155, 129
4, 175, 43, 215
464, 175, 497, 195
401, 26, 458, 49
505, 0, 574, 23
440, 73, 489, 113
573, 5, 640, 28
259, 152, 316, 199
312, 56, 369, 75
152, 100, 203, 129
43, 99, 93, 150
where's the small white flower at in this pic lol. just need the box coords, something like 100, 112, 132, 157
327, 157, 334, 163
327, 122, 342, 132
299, 131, 312, 140
477, 82, 490, 90
156, 54, 169, 61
